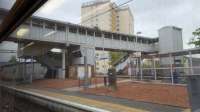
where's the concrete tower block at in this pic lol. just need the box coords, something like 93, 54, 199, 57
159, 26, 183, 53
158, 26, 183, 65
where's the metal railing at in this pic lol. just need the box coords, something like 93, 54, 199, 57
129, 66, 200, 85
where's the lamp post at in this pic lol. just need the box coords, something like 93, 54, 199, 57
135, 32, 141, 80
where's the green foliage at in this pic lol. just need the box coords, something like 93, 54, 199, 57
109, 52, 125, 65
142, 60, 152, 68
181, 56, 188, 65
189, 28, 200, 47
142, 59, 160, 68
8, 56, 17, 64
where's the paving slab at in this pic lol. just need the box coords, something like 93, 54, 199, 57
16, 85, 190, 112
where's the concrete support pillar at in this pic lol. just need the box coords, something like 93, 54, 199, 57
84, 56, 89, 88
61, 50, 66, 80
153, 57, 157, 80
82, 47, 90, 88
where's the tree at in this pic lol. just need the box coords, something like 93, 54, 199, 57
8, 56, 17, 64
189, 28, 200, 47
109, 52, 125, 65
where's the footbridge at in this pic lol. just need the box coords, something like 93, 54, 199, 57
0, 8, 158, 80
0, 9, 158, 53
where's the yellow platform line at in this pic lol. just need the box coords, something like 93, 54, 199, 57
183, 109, 191, 112
21, 87, 149, 112
16, 86, 190, 112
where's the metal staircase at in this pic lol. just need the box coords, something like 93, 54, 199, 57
113, 53, 130, 74
35, 52, 62, 78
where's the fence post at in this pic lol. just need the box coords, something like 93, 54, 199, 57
153, 57, 157, 80
140, 56, 143, 80
170, 54, 174, 84
189, 51, 194, 75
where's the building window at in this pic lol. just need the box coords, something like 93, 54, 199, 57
57, 25, 66, 31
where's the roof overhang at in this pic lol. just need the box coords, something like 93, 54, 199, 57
143, 48, 200, 58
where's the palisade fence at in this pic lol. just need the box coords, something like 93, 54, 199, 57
128, 51, 200, 85
138, 66, 200, 84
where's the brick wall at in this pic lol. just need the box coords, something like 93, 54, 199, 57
84, 82, 190, 108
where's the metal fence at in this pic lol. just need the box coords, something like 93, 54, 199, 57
129, 59, 200, 85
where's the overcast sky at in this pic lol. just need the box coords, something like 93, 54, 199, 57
1, 0, 200, 49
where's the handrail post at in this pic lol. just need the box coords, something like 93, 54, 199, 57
170, 54, 174, 84
140, 56, 143, 81
153, 57, 157, 81
189, 51, 194, 75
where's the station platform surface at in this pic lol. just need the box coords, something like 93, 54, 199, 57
13, 78, 191, 112
15, 86, 190, 112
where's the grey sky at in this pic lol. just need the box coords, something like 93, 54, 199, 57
1, 0, 200, 49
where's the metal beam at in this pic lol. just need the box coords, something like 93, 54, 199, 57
0, 0, 48, 42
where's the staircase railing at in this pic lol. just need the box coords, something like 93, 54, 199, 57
113, 53, 129, 72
